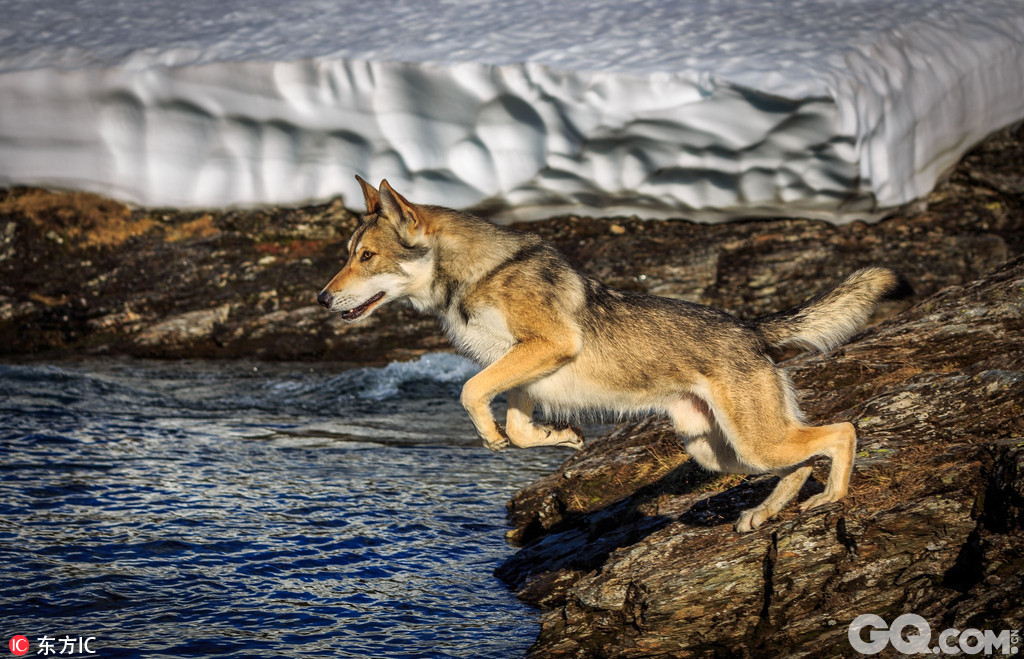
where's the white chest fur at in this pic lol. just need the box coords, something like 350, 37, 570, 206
444, 305, 514, 366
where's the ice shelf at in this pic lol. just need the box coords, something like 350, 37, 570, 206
1, 0, 1022, 220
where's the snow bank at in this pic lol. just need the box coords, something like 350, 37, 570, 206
1, 0, 1022, 220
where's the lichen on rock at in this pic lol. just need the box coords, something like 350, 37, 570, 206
497, 255, 1024, 658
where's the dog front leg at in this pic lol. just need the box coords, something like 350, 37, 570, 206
505, 389, 583, 449
461, 339, 578, 451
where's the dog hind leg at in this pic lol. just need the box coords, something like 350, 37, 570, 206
735, 421, 857, 531
670, 395, 759, 474
670, 394, 809, 532
792, 422, 857, 511
677, 376, 857, 531
735, 463, 814, 532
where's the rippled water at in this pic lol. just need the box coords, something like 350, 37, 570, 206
0, 355, 567, 657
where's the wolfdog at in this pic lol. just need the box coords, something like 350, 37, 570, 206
318, 177, 911, 531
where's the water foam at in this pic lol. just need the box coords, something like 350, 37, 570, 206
349, 353, 479, 402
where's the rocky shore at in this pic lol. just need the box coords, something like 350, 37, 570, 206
494, 126, 1024, 656
498, 256, 1024, 656
2, 124, 1022, 655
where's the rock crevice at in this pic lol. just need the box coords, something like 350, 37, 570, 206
498, 257, 1024, 656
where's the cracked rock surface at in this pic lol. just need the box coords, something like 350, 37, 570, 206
495, 126, 1024, 655
497, 256, 1024, 656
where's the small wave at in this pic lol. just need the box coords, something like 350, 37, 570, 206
346, 353, 478, 401
242, 353, 478, 417
0, 353, 478, 416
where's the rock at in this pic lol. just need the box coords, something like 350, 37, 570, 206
134, 303, 232, 348
1, 123, 1023, 362
497, 257, 1024, 657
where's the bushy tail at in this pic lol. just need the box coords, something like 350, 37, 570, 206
750, 267, 912, 352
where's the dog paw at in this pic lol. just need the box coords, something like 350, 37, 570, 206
554, 426, 584, 450
735, 506, 772, 533
482, 424, 510, 452
564, 436, 584, 450
799, 491, 841, 512
483, 437, 510, 452
561, 427, 585, 448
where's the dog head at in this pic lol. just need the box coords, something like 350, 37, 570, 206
317, 177, 435, 322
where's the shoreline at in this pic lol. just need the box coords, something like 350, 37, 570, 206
1, 122, 1021, 364
2, 122, 1021, 654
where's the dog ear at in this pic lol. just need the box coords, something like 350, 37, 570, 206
355, 174, 381, 215
378, 179, 427, 240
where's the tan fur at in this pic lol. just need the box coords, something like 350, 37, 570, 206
318, 178, 911, 532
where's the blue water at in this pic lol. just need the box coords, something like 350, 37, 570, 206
0, 355, 567, 657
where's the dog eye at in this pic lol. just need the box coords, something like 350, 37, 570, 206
360, 250, 374, 262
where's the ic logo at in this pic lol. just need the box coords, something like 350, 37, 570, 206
9, 636, 29, 656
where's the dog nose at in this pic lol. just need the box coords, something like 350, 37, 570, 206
317, 290, 333, 308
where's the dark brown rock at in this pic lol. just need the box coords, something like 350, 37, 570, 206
498, 256, 1024, 657
2, 122, 1023, 363
0, 190, 445, 363
486, 124, 1024, 657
